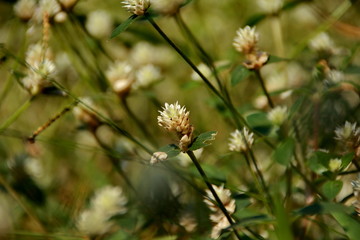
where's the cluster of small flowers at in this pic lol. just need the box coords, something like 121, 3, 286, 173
203, 184, 236, 239
233, 26, 268, 70
122, 0, 184, 16
157, 102, 194, 152
267, 106, 288, 126
228, 127, 254, 153
334, 121, 360, 157
21, 43, 56, 95
76, 185, 128, 236
14, 0, 77, 23
351, 178, 360, 215
309, 32, 340, 55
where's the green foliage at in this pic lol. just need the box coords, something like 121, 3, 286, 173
189, 131, 217, 151
231, 65, 252, 86
110, 14, 138, 39
322, 180, 343, 200
272, 138, 295, 166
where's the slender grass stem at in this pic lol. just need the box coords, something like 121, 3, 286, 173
254, 70, 274, 108
187, 150, 242, 240
0, 97, 33, 132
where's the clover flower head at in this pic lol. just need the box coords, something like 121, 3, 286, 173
150, 151, 168, 164
14, 0, 37, 21
86, 10, 113, 39
106, 61, 134, 97
267, 106, 288, 126
91, 186, 128, 216
122, 0, 150, 16
76, 208, 113, 235
309, 32, 336, 53
334, 121, 359, 141
134, 64, 161, 89
228, 127, 254, 153
204, 184, 236, 214
210, 216, 232, 239
233, 26, 259, 54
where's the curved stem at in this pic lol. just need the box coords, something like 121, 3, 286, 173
254, 70, 274, 108
187, 151, 242, 239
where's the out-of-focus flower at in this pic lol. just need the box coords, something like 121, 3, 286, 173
179, 213, 197, 233
106, 61, 134, 97
150, 151, 168, 164
334, 121, 358, 142
228, 127, 254, 153
133, 64, 161, 89
233, 26, 268, 70
73, 97, 102, 130
257, 0, 283, 14
151, 0, 184, 15
210, 216, 231, 239
26, 43, 53, 66
191, 63, 212, 82
158, 102, 194, 152
326, 69, 344, 84
76, 209, 113, 235
267, 106, 288, 126
328, 158, 342, 172
91, 186, 128, 216
122, 0, 150, 16
14, 0, 37, 21
309, 33, 338, 54
33, 0, 62, 23
86, 10, 113, 39
54, 11, 68, 23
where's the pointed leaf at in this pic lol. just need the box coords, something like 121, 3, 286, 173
188, 131, 217, 151
322, 180, 343, 200
272, 138, 295, 166
246, 112, 272, 135
110, 15, 138, 39
331, 212, 360, 240
231, 65, 251, 86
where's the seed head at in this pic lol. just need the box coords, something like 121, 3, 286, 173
122, 0, 150, 16
233, 26, 259, 55
228, 127, 254, 153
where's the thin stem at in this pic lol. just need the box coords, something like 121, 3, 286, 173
243, 153, 266, 203
0, 97, 33, 132
254, 70, 274, 108
187, 151, 242, 240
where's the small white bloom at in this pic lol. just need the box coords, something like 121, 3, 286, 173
76, 209, 113, 235
14, 0, 37, 20
309, 32, 337, 53
257, 0, 283, 14
179, 213, 197, 233
228, 127, 254, 152
191, 63, 212, 82
334, 121, 358, 141
134, 64, 161, 89
157, 102, 189, 133
26, 43, 53, 66
150, 0, 183, 15
150, 151, 168, 164
122, 0, 150, 16
204, 184, 236, 215
328, 158, 342, 172
233, 26, 259, 54
267, 106, 288, 126
91, 186, 128, 216
210, 216, 231, 239
106, 61, 134, 95
86, 10, 113, 39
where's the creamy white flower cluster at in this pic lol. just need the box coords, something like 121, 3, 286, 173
233, 26, 268, 70
158, 102, 194, 152
203, 184, 236, 239
334, 121, 360, 157
122, 0, 150, 16
228, 127, 254, 153
77, 186, 128, 236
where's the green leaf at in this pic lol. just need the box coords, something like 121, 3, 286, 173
344, 65, 360, 74
110, 15, 138, 39
331, 212, 360, 240
341, 153, 354, 169
322, 180, 343, 200
158, 144, 181, 158
274, 193, 294, 240
246, 112, 272, 135
153, 236, 177, 240
272, 138, 295, 166
294, 202, 353, 216
245, 14, 267, 26
188, 131, 217, 151
307, 151, 338, 174
231, 65, 251, 86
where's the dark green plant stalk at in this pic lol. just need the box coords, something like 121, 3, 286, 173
254, 70, 274, 108
187, 150, 242, 240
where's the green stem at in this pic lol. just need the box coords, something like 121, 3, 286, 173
254, 70, 274, 108
0, 97, 33, 132
187, 151, 242, 240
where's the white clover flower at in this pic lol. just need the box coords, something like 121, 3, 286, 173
267, 106, 288, 126
150, 151, 168, 164
228, 127, 254, 153
134, 64, 161, 89
150, 0, 184, 15
85, 10, 113, 39
191, 63, 212, 82
32, 0, 62, 23
26, 43, 53, 66
91, 186, 128, 216
257, 0, 284, 14
233, 26, 259, 54
334, 121, 358, 141
309, 32, 336, 53
106, 61, 134, 96
14, 0, 37, 21
179, 213, 197, 233
210, 216, 231, 239
328, 158, 342, 172
130, 42, 156, 67
122, 0, 150, 16
204, 184, 236, 215
76, 209, 113, 235
326, 69, 344, 83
